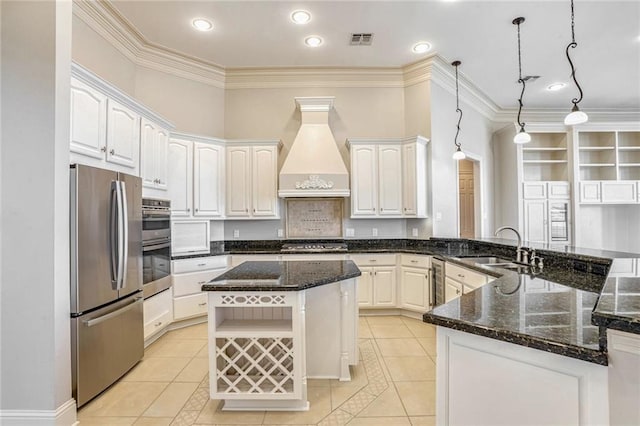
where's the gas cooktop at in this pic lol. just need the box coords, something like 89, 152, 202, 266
280, 242, 348, 253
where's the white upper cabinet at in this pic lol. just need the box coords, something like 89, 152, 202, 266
69, 65, 173, 177
167, 138, 193, 217
168, 134, 225, 220
193, 142, 224, 218
70, 79, 107, 159
523, 199, 548, 244
377, 145, 403, 216
140, 118, 169, 191
348, 136, 428, 219
106, 99, 140, 169
226, 141, 280, 219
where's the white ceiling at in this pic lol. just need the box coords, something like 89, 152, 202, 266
111, 0, 640, 110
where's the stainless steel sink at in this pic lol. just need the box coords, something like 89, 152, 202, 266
462, 256, 514, 265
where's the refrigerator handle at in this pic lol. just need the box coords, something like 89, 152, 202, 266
109, 181, 119, 288
115, 181, 125, 290
119, 181, 129, 290
83, 297, 142, 327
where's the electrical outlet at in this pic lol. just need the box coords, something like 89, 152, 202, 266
412, 228, 419, 237
233, 229, 240, 238
346, 228, 355, 237
372, 228, 378, 237
436, 212, 442, 221
277, 229, 284, 238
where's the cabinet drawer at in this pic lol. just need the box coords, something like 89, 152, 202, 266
401, 254, 431, 269
143, 289, 172, 339
445, 263, 487, 288
172, 256, 228, 274
349, 253, 397, 266
523, 182, 547, 199
548, 182, 571, 199
174, 293, 208, 320
173, 269, 226, 297
601, 181, 638, 204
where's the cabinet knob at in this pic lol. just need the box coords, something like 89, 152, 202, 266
154, 321, 162, 327
110, 149, 115, 155
198, 302, 207, 307
100, 146, 107, 152
245, 209, 248, 213
456, 289, 461, 295
195, 208, 199, 212
187, 208, 191, 212
411, 260, 418, 263
458, 274, 465, 278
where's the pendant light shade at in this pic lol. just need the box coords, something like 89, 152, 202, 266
512, 17, 530, 144
451, 60, 465, 160
514, 128, 532, 144
564, 105, 589, 125
564, 0, 588, 125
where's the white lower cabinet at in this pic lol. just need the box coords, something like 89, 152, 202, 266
350, 254, 397, 308
445, 262, 493, 302
172, 256, 228, 321
399, 254, 432, 312
445, 277, 463, 303
171, 221, 210, 256
143, 289, 173, 340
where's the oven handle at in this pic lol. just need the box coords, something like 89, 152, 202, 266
142, 209, 171, 216
143, 241, 171, 252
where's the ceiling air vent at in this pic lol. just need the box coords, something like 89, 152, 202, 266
350, 33, 373, 46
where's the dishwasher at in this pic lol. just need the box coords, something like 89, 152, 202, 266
431, 257, 446, 307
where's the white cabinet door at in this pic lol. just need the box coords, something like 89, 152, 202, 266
140, 119, 158, 188
445, 277, 462, 303
373, 267, 396, 307
523, 199, 548, 243
226, 146, 251, 217
155, 128, 169, 190
171, 220, 210, 255
106, 100, 139, 169
402, 143, 417, 215
579, 182, 601, 204
252, 146, 278, 217
351, 145, 378, 216
378, 145, 403, 216
357, 267, 374, 307
167, 139, 193, 217
194, 142, 224, 218
143, 289, 173, 340
601, 181, 638, 204
400, 267, 429, 311
522, 182, 547, 200
70, 79, 107, 159
548, 181, 570, 199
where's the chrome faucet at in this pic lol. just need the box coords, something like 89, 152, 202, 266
494, 226, 526, 263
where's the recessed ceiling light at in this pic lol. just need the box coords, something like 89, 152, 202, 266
291, 10, 311, 25
192, 18, 213, 31
305, 36, 323, 47
547, 83, 566, 91
412, 42, 432, 53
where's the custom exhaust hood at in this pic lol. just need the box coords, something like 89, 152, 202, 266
278, 97, 350, 197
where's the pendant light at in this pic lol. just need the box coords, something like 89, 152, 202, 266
512, 17, 531, 144
564, 0, 588, 125
452, 60, 466, 160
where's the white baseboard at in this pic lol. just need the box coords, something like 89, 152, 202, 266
0, 398, 77, 425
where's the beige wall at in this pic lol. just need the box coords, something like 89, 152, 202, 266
224, 87, 405, 170
135, 67, 225, 137
403, 81, 431, 137
429, 83, 495, 238
492, 124, 519, 231
71, 14, 137, 96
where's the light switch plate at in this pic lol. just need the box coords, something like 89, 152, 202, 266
277, 229, 284, 237
412, 228, 419, 237
372, 228, 378, 237
233, 229, 240, 238
436, 212, 442, 221
346, 228, 355, 237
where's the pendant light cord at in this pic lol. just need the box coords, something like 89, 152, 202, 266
566, 0, 584, 107
515, 18, 526, 131
453, 61, 463, 149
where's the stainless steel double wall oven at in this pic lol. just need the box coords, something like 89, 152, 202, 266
142, 198, 172, 299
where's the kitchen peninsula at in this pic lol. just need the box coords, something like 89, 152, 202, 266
201, 260, 361, 411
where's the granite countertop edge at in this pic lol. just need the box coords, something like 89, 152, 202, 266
201, 269, 362, 292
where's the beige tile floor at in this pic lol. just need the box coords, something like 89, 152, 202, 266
78, 316, 437, 426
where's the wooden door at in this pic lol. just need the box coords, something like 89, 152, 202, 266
194, 143, 224, 218
226, 146, 251, 217
167, 139, 192, 217
252, 146, 278, 217
106, 99, 139, 169
351, 145, 378, 216
70, 79, 107, 159
378, 145, 403, 216
458, 160, 475, 238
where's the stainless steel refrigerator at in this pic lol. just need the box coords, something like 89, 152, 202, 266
70, 164, 144, 407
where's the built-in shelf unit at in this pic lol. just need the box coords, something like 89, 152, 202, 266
577, 130, 640, 181
521, 132, 570, 181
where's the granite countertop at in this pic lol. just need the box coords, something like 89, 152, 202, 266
202, 260, 361, 292
174, 237, 640, 364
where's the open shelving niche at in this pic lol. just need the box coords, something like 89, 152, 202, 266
520, 131, 570, 181
577, 130, 640, 181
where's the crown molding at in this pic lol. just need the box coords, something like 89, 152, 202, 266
74, 0, 640, 124
224, 67, 404, 89
73, 0, 225, 88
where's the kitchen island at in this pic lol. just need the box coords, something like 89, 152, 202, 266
201, 260, 361, 411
